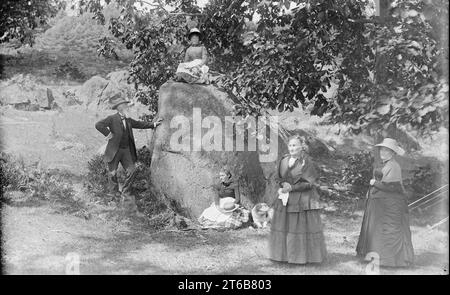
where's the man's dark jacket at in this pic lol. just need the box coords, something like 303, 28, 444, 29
95, 113, 155, 163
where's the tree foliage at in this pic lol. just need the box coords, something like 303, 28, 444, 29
330, 0, 448, 135
78, 0, 447, 135
0, 0, 64, 45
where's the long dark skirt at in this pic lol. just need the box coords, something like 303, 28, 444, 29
356, 193, 414, 267
269, 200, 327, 264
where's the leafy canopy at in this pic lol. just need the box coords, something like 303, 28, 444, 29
0, 0, 65, 45
78, 0, 449, 135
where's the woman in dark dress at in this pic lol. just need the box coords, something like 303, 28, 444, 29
214, 167, 241, 206
269, 135, 327, 264
356, 138, 414, 267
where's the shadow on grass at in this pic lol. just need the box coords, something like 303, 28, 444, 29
111, 227, 246, 251
32, 224, 251, 274
215, 252, 366, 275
6, 251, 169, 275
3, 197, 47, 208
414, 251, 448, 268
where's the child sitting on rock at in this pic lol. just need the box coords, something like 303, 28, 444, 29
175, 28, 210, 84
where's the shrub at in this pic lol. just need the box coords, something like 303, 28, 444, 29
136, 145, 152, 167
84, 146, 180, 228
0, 152, 79, 210
404, 164, 441, 197
341, 151, 374, 196
84, 154, 110, 202
85, 147, 153, 197
29, 169, 74, 198
54, 61, 87, 81
130, 147, 170, 214
0, 152, 29, 194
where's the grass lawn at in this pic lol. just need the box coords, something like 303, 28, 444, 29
2, 203, 448, 275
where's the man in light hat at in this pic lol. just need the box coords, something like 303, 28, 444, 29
95, 93, 163, 209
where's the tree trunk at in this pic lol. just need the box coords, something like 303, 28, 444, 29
372, 0, 393, 164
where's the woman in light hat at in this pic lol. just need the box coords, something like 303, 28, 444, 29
198, 167, 250, 229
356, 138, 414, 267
175, 28, 210, 84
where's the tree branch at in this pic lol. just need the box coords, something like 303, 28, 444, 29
138, 0, 162, 7
169, 12, 204, 16
348, 16, 398, 24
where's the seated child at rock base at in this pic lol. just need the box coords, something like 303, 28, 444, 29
198, 167, 250, 229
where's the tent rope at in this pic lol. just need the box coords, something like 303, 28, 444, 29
408, 184, 449, 207
409, 189, 449, 211
429, 217, 449, 231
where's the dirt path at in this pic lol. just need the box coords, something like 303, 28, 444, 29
2, 203, 448, 275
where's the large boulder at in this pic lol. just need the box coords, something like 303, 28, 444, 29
89, 70, 136, 111
149, 82, 271, 218
70, 70, 140, 111
105, 70, 135, 95
73, 75, 108, 108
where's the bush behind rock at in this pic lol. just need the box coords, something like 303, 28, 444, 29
54, 61, 87, 81
341, 151, 374, 196
84, 154, 110, 198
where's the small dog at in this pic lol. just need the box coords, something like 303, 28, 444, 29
251, 203, 274, 228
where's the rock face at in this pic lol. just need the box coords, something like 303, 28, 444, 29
69, 70, 141, 111
73, 75, 109, 108
149, 82, 269, 218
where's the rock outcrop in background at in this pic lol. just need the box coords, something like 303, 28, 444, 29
64, 70, 138, 111
0, 75, 60, 110
0, 70, 147, 113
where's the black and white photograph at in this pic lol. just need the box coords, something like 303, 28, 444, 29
0, 0, 448, 278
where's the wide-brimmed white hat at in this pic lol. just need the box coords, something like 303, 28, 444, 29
217, 197, 238, 213
375, 138, 405, 156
